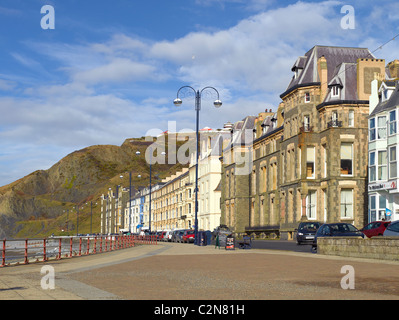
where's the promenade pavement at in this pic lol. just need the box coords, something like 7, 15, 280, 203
1, 241, 399, 300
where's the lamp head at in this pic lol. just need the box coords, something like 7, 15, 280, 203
213, 100, 222, 108
174, 98, 183, 106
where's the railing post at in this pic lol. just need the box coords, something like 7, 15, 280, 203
79, 237, 82, 256
58, 238, 62, 259
87, 237, 90, 255
1, 239, 5, 267
70, 237, 73, 257
24, 239, 28, 264
94, 236, 97, 254
43, 238, 47, 262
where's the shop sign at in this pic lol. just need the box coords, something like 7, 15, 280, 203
368, 180, 397, 192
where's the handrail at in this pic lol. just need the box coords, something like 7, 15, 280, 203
0, 235, 157, 267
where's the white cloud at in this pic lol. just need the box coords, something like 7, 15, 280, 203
2, 0, 397, 186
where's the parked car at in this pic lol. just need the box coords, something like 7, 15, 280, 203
296, 221, 321, 245
361, 221, 391, 238
163, 230, 173, 242
171, 229, 185, 242
311, 222, 364, 252
158, 231, 167, 241
383, 220, 399, 236
176, 230, 186, 243
155, 231, 163, 240
182, 229, 195, 243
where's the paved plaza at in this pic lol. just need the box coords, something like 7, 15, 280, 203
1, 242, 398, 300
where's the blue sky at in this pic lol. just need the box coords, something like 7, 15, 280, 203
0, 0, 399, 186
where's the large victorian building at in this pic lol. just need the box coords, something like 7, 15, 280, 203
221, 45, 386, 240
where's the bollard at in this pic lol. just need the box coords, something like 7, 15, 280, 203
79, 237, 82, 256
94, 237, 97, 254
70, 237, 73, 257
87, 237, 90, 255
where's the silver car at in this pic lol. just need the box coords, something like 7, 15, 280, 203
383, 221, 399, 236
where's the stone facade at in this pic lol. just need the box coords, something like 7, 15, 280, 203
220, 45, 386, 240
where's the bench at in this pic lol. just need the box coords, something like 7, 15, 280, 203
238, 236, 252, 249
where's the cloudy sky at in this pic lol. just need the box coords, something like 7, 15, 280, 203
0, 0, 399, 186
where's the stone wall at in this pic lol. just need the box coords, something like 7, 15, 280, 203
318, 237, 399, 261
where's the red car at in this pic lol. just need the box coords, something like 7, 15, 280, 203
182, 230, 195, 243
361, 221, 391, 238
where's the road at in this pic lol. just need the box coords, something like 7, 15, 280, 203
251, 239, 313, 253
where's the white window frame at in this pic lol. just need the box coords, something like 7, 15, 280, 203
306, 146, 315, 179
306, 190, 317, 220
378, 150, 387, 181
369, 194, 376, 222
349, 110, 354, 127
340, 189, 353, 219
369, 118, 376, 141
377, 115, 386, 140
340, 142, 353, 176
389, 146, 397, 179
331, 86, 340, 98
369, 151, 376, 182
389, 110, 397, 136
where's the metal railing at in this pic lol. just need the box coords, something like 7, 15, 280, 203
1, 235, 157, 267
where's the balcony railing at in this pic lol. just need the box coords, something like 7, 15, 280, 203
327, 120, 342, 128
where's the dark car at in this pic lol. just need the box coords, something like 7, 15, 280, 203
175, 230, 186, 243
383, 220, 399, 236
311, 222, 364, 252
361, 221, 391, 238
296, 221, 321, 245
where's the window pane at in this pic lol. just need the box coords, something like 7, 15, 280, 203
379, 196, 386, 209
369, 152, 375, 165
379, 151, 387, 165
341, 143, 352, 175
390, 110, 396, 122
341, 189, 353, 218
378, 166, 387, 180
369, 167, 376, 181
390, 163, 397, 178
341, 143, 352, 159
307, 147, 315, 161
390, 147, 396, 161
378, 116, 386, 127
370, 118, 375, 128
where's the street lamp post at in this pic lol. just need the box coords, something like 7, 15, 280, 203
174, 86, 222, 245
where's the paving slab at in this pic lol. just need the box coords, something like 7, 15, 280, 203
1, 242, 398, 300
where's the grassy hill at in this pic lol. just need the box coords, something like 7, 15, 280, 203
0, 136, 193, 239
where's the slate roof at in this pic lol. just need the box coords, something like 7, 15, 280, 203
370, 81, 399, 117
281, 45, 375, 99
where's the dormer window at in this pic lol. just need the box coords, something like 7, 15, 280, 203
331, 85, 340, 98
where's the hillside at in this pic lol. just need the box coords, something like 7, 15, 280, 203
0, 136, 191, 238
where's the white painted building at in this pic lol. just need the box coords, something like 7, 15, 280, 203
368, 78, 399, 222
